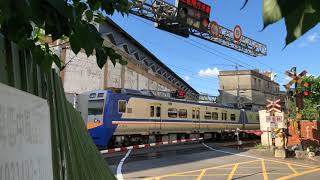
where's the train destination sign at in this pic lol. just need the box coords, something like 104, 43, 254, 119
266, 116, 283, 123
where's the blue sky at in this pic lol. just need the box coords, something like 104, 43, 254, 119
109, 0, 320, 95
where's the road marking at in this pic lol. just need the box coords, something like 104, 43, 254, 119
227, 163, 239, 180
261, 159, 269, 180
276, 167, 320, 180
196, 169, 206, 180
116, 149, 132, 180
202, 143, 263, 160
287, 164, 298, 174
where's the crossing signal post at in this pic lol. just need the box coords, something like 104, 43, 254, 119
285, 67, 308, 141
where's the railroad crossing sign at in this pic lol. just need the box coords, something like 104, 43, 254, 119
284, 70, 307, 90
266, 99, 281, 113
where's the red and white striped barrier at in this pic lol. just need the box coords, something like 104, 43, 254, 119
100, 137, 204, 154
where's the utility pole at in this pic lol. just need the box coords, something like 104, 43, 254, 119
236, 64, 240, 108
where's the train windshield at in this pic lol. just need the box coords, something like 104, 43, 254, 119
88, 99, 104, 115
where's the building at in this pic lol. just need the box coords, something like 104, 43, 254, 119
218, 70, 282, 111
57, 17, 198, 99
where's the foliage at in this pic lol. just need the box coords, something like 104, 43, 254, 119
242, 0, 320, 45
0, 0, 130, 72
289, 75, 320, 120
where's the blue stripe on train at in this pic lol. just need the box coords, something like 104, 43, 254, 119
113, 118, 259, 124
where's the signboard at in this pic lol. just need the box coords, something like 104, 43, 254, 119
266, 99, 281, 113
233, 25, 242, 42
266, 116, 283, 123
177, 0, 211, 31
209, 21, 220, 37
0, 83, 53, 180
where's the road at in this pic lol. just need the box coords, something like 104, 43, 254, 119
104, 142, 320, 180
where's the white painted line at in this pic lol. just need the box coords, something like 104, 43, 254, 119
127, 146, 133, 150
115, 148, 121, 152
138, 145, 145, 148
172, 140, 177, 143
181, 139, 186, 142
116, 149, 132, 180
202, 143, 263, 160
150, 143, 156, 146
100, 150, 108, 154
163, 142, 169, 145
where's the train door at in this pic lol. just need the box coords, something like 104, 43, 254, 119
192, 108, 200, 131
150, 103, 161, 131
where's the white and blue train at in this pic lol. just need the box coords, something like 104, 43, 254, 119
86, 89, 260, 149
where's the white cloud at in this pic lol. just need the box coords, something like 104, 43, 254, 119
184, 76, 190, 81
307, 33, 319, 43
198, 67, 220, 78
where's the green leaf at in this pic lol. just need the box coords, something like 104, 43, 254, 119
263, 0, 307, 29
69, 33, 81, 54
284, 1, 320, 45
85, 10, 93, 22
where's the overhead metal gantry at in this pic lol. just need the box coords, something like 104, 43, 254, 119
129, 0, 267, 57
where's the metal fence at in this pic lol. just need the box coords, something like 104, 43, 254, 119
0, 34, 115, 180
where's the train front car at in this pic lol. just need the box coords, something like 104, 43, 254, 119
86, 90, 114, 149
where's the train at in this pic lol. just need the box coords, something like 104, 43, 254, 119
85, 89, 260, 149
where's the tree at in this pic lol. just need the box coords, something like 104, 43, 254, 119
0, 0, 130, 72
289, 75, 320, 120
242, 0, 320, 45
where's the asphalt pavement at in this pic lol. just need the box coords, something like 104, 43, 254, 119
104, 142, 320, 180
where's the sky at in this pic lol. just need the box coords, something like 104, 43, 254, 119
109, 0, 320, 95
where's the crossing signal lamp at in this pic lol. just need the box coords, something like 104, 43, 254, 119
303, 90, 311, 97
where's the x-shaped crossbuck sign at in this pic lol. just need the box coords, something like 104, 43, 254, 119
266, 99, 281, 113
285, 70, 307, 91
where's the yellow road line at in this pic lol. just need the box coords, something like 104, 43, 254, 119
142, 160, 260, 180
287, 164, 298, 174
261, 159, 269, 180
276, 168, 320, 180
227, 164, 239, 180
196, 169, 206, 180
265, 159, 317, 169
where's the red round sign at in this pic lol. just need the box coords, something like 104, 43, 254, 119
209, 21, 220, 38
233, 25, 242, 42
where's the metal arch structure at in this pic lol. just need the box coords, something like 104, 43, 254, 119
129, 0, 267, 57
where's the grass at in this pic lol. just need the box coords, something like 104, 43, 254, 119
254, 143, 266, 149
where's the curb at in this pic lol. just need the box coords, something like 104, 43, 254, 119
100, 137, 204, 154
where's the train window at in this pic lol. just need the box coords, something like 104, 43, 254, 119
168, 108, 177, 118
97, 93, 104, 98
221, 112, 227, 120
196, 110, 200, 119
150, 106, 155, 117
212, 112, 218, 120
118, 100, 126, 113
156, 106, 161, 117
192, 110, 196, 119
179, 109, 187, 118
256, 115, 260, 121
231, 114, 236, 121
88, 100, 104, 115
204, 112, 212, 120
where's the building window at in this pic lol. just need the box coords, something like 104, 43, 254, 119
221, 112, 227, 120
118, 100, 126, 113
254, 78, 257, 86
212, 112, 218, 120
179, 109, 187, 118
192, 110, 196, 119
168, 108, 177, 118
134, 52, 140, 60
258, 79, 261, 89
204, 112, 212, 120
156, 106, 161, 117
123, 44, 129, 53
231, 114, 236, 121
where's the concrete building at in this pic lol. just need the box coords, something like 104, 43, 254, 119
218, 70, 281, 111
58, 17, 198, 98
